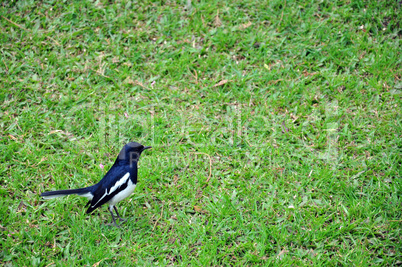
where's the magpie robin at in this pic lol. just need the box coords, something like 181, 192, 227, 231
41, 142, 151, 227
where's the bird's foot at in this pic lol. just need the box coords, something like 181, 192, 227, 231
106, 221, 120, 228
119, 218, 127, 224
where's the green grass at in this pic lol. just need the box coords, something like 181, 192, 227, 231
1, 0, 401, 265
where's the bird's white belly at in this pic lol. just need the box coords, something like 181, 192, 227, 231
109, 179, 136, 206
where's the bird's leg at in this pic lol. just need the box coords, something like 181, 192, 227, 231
113, 206, 127, 223
106, 206, 120, 227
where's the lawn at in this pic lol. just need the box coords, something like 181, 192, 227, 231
1, 0, 401, 265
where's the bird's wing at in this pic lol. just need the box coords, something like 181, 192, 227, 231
86, 165, 132, 214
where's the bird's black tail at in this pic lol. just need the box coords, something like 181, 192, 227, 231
41, 187, 94, 200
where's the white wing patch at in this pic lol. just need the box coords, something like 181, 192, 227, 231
92, 172, 130, 208
92, 189, 108, 208
109, 172, 130, 194
109, 179, 136, 206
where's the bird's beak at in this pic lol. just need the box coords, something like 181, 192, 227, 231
143, 146, 152, 151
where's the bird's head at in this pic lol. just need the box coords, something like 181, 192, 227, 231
117, 142, 151, 165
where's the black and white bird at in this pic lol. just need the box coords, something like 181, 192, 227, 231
41, 142, 151, 227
